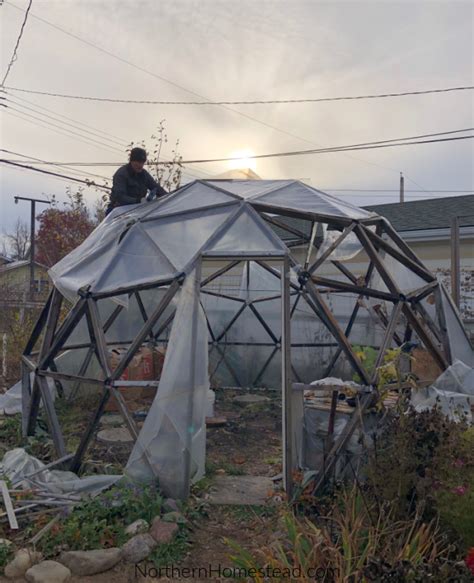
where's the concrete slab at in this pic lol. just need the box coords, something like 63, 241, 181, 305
208, 475, 274, 505
99, 414, 124, 427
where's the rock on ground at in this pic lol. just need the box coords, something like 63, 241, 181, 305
125, 518, 149, 535
163, 497, 180, 513
4, 548, 42, 579
149, 517, 179, 543
121, 534, 157, 563
59, 548, 121, 576
25, 560, 71, 583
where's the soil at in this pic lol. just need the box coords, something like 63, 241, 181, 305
1, 388, 284, 582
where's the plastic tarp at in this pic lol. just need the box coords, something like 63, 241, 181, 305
250, 181, 375, 220
0, 448, 121, 495
1, 375, 55, 415
126, 267, 209, 498
411, 360, 474, 422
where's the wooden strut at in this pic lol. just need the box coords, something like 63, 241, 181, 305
26, 289, 64, 440
70, 282, 181, 473
371, 301, 403, 385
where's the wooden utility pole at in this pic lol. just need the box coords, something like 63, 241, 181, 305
399, 172, 404, 203
450, 216, 460, 309
13, 196, 51, 300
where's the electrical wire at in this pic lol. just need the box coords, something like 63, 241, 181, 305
1, 0, 33, 86
2, 0, 412, 178
0, 159, 111, 189
5, 83, 472, 105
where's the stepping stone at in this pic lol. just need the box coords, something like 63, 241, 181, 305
208, 475, 274, 505
99, 414, 124, 427
233, 394, 270, 404
97, 427, 133, 445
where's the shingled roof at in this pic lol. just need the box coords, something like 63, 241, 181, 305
363, 194, 474, 232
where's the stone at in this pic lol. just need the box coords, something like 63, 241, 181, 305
149, 517, 179, 543
58, 548, 121, 576
4, 548, 42, 579
121, 533, 157, 563
125, 518, 149, 535
99, 414, 124, 426
208, 475, 274, 505
0, 538, 12, 546
233, 394, 270, 404
25, 560, 71, 583
162, 511, 187, 524
163, 498, 180, 513
97, 427, 133, 445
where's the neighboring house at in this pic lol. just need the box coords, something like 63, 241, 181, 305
0, 259, 50, 306
364, 195, 474, 326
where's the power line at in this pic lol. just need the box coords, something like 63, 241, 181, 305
0, 149, 111, 182
0, 159, 111, 189
2, 0, 405, 178
1, 0, 33, 86
1, 91, 216, 180
179, 131, 474, 165
5, 83, 473, 105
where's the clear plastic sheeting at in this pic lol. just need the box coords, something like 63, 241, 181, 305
440, 284, 474, 366
206, 179, 294, 199
411, 360, 474, 422
1, 375, 56, 415
0, 448, 121, 495
251, 181, 375, 220
126, 268, 209, 498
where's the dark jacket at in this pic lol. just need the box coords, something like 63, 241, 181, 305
108, 164, 167, 209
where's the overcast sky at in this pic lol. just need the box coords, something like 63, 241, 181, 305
1, 0, 473, 238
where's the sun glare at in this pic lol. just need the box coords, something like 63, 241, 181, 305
228, 149, 257, 171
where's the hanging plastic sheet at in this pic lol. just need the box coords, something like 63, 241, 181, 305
410, 360, 474, 422
126, 267, 209, 498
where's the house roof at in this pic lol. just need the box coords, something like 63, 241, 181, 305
363, 194, 474, 232
0, 259, 47, 274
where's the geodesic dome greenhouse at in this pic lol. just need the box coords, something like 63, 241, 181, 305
21, 179, 474, 498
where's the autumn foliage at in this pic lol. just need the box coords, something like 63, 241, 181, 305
35, 189, 97, 267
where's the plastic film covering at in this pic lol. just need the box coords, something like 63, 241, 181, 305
251, 182, 374, 220
439, 284, 474, 366
126, 268, 209, 498
143, 182, 238, 218
206, 179, 294, 199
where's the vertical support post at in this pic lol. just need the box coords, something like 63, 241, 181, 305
21, 362, 31, 438
30, 200, 36, 300
399, 172, 404, 204
281, 256, 294, 499
450, 216, 460, 309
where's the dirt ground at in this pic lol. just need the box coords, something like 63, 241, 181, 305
1, 388, 284, 582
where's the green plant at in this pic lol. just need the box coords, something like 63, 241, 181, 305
0, 542, 13, 570
227, 487, 466, 582
149, 528, 189, 568
39, 481, 164, 557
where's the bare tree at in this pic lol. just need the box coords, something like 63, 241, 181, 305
4, 219, 30, 260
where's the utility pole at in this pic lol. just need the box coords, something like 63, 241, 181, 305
14, 196, 51, 300
450, 216, 461, 309
399, 172, 404, 203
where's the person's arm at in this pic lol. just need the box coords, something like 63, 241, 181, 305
112, 169, 137, 205
145, 171, 167, 198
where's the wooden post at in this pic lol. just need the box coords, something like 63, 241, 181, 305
450, 216, 461, 309
281, 255, 294, 499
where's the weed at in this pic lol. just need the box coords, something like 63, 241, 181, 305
149, 527, 189, 568
0, 542, 13, 569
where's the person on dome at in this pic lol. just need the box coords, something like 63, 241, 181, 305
105, 147, 167, 215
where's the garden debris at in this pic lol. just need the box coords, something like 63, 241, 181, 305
162, 511, 187, 524
0, 480, 18, 529
208, 475, 274, 505
411, 359, 474, 422
149, 516, 179, 542
58, 548, 122, 576
96, 427, 134, 445
120, 533, 157, 563
4, 548, 42, 579
0, 448, 121, 496
124, 518, 149, 535
25, 559, 71, 583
